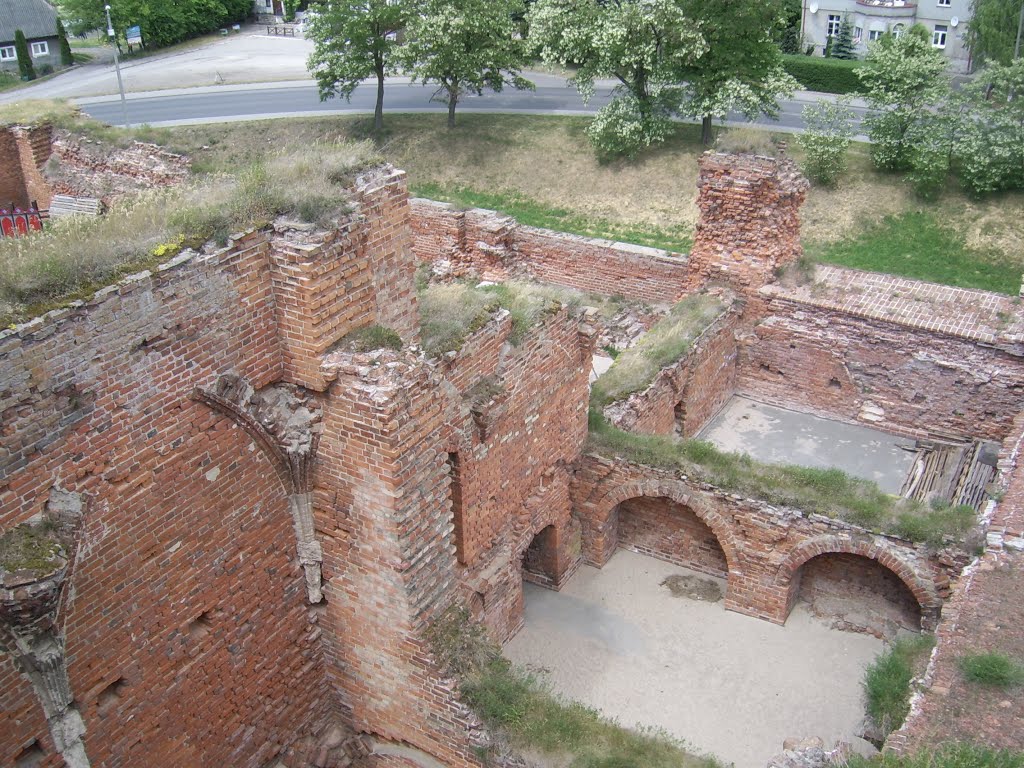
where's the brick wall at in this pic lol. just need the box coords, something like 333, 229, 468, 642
617, 496, 729, 577
434, 307, 594, 642
604, 305, 741, 437
0, 128, 29, 209
738, 288, 1024, 442
409, 198, 692, 304
573, 457, 949, 631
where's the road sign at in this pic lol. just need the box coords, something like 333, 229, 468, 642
126, 25, 142, 45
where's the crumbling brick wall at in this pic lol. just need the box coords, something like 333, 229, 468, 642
409, 198, 691, 304
433, 306, 595, 642
603, 303, 741, 437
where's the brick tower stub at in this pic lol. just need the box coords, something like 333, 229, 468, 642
689, 151, 809, 292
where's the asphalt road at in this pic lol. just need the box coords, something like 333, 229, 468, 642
77, 81, 870, 135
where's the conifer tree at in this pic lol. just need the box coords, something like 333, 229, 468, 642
831, 15, 856, 59
14, 30, 35, 81
57, 19, 74, 67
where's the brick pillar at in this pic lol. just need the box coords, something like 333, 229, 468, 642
688, 151, 809, 292
316, 351, 483, 768
13, 124, 54, 210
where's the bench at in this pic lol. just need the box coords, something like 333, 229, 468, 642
48, 195, 104, 218
267, 24, 297, 36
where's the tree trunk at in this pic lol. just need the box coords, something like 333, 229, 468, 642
702, 115, 714, 146
447, 89, 458, 128
374, 66, 385, 134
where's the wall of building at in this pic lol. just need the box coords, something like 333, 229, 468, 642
409, 198, 692, 304
738, 282, 1024, 442
617, 496, 729, 578
0, 167, 483, 768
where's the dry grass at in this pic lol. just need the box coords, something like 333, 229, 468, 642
150, 114, 1024, 273
0, 140, 378, 323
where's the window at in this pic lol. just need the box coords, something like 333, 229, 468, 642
827, 14, 842, 37
868, 29, 884, 41
893, 23, 906, 38
932, 24, 948, 48
0, 46, 15, 61
854, 26, 863, 42
30, 41, 48, 57
937, 0, 951, 5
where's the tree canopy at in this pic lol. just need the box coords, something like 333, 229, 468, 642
306, 0, 408, 133
529, 0, 795, 153
966, 0, 1023, 66
400, 0, 533, 128
57, 0, 251, 48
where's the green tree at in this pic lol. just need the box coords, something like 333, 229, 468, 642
831, 15, 856, 59
57, 0, 252, 49
400, 0, 533, 129
954, 60, 1024, 194
306, 0, 407, 133
796, 98, 855, 185
856, 25, 948, 171
675, 0, 798, 145
14, 30, 35, 81
966, 0, 1023, 66
779, 0, 803, 53
529, 0, 705, 156
57, 18, 74, 67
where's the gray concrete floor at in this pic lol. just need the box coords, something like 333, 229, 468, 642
697, 397, 916, 494
504, 550, 882, 768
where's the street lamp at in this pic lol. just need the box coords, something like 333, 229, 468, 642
104, 4, 130, 128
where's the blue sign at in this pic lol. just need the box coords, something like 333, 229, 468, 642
126, 25, 142, 45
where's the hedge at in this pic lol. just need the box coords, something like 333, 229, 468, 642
782, 54, 864, 94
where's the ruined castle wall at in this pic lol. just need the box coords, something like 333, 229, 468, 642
0, 128, 30, 209
605, 307, 741, 437
737, 281, 1024, 442
409, 198, 691, 304
573, 457, 950, 630
434, 309, 593, 641
0, 232, 341, 767
315, 353, 483, 767
617, 496, 729, 577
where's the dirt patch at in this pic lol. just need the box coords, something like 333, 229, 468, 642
660, 573, 723, 602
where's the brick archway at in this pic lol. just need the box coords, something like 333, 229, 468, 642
590, 478, 743, 579
773, 536, 942, 629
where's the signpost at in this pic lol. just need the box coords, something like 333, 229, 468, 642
126, 25, 142, 48
104, 4, 130, 128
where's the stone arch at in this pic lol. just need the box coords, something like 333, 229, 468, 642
773, 536, 942, 630
591, 478, 742, 579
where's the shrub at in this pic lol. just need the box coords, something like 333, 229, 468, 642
797, 98, 855, 186
781, 54, 863, 94
863, 634, 936, 738
14, 30, 35, 81
957, 652, 1024, 687
716, 127, 778, 156
586, 93, 675, 159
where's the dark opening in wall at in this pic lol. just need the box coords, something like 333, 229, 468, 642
447, 452, 466, 564
674, 400, 686, 436
14, 739, 45, 768
522, 525, 558, 587
188, 610, 214, 641
829, 377, 842, 389
97, 676, 128, 713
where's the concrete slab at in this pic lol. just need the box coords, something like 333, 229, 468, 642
504, 550, 883, 768
697, 397, 916, 494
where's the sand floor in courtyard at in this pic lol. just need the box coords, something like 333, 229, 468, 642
503, 549, 883, 768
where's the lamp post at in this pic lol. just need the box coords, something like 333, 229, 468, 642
104, 4, 130, 128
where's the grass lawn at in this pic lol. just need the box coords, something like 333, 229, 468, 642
144, 112, 1024, 293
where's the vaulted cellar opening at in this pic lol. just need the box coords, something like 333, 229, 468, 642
616, 496, 729, 579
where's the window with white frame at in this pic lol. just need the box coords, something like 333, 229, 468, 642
854, 25, 863, 42
893, 23, 906, 38
30, 41, 48, 57
932, 24, 948, 48
937, 0, 951, 6
0, 46, 15, 61
868, 29, 884, 41
827, 14, 842, 37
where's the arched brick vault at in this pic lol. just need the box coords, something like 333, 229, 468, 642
590, 478, 743, 580
773, 535, 943, 626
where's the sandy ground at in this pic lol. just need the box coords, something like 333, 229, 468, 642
698, 397, 917, 495
504, 550, 882, 768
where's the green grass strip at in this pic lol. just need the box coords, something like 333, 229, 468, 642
847, 744, 1024, 768
809, 211, 1021, 295
957, 652, 1024, 688
863, 634, 936, 738
411, 181, 693, 254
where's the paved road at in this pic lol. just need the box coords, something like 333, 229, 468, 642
77, 80, 870, 135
